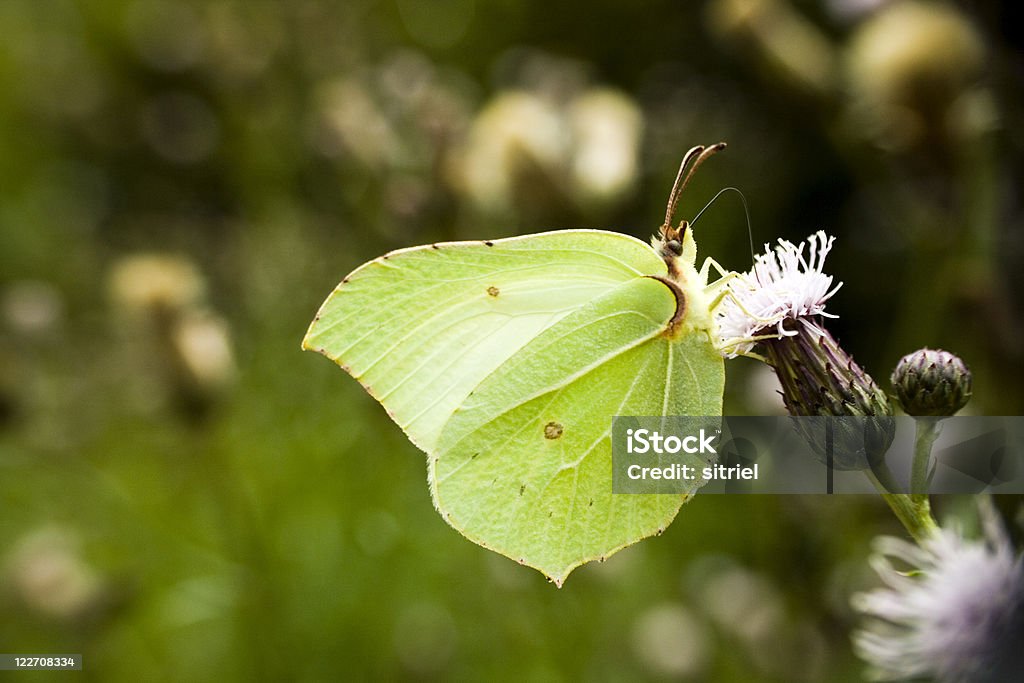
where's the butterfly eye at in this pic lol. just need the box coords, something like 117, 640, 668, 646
665, 239, 683, 256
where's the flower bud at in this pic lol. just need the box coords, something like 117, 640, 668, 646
892, 348, 972, 416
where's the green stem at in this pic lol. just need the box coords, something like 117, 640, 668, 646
865, 463, 938, 543
910, 417, 942, 496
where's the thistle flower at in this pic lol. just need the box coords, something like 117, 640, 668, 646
892, 348, 972, 416
717, 232, 894, 468
852, 508, 1024, 682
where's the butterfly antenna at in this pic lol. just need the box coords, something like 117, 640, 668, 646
689, 186, 756, 260
663, 142, 728, 236
663, 145, 705, 232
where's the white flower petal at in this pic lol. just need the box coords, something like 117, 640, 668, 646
716, 230, 841, 357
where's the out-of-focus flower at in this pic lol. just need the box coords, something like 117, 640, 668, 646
107, 253, 235, 415
696, 560, 786, 644
1, 281, 63, 336
631, 603, 709, 677
171, 311, 236, 392
452, 85, 642, 213
4, 526, 103, 621
107, 253, 206, 313
314, 78, 403, 169
844, 1, 987, 150
690, 556, 826, 680
567, 88, 643, 205
707, 0, 837, 97
892, 348, 972, 417
852, 508, 1024, 681
454, 90, 566, 212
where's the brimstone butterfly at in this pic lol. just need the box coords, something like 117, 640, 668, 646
304, 143, 731, 585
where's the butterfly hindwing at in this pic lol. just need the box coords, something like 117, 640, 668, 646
432, 276, 724, 584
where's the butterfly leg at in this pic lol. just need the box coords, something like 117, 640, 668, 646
698, 256, 734, 285
697, 258, 793, 357
704, 278, 789, 359
706, 285, 758, 319
697, 258, 745, 313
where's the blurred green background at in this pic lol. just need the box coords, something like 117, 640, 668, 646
1, 0, 1022, 680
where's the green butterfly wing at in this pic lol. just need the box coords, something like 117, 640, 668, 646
303, 229, 724, 585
